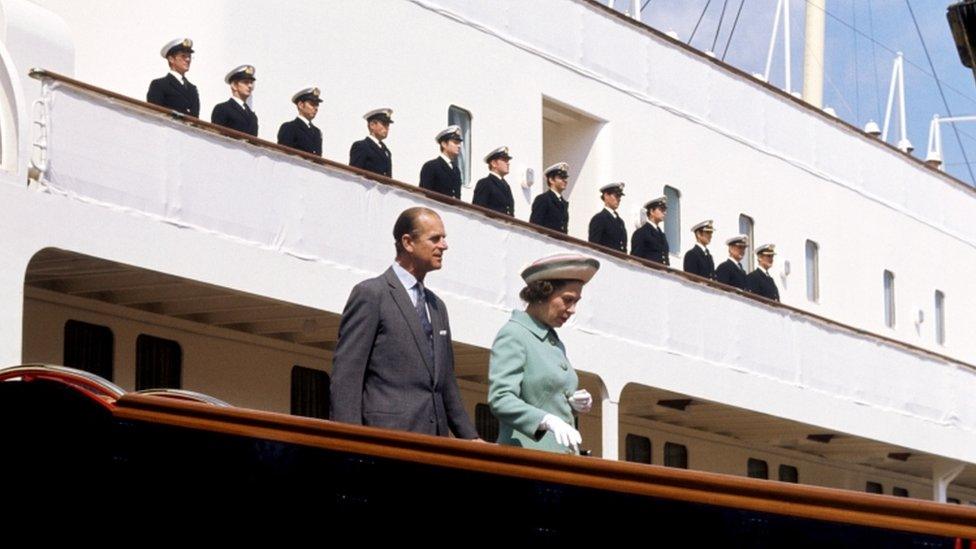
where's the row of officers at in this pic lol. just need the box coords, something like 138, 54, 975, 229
146, 38, 780, 302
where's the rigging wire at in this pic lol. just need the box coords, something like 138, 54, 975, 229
721, 0, 746, 61
904, 0, 975, 185
802, 0, 976, 111
688, 0, 713, 45
867, 0, 882, 122
711, 0, 731, 53
852, 1, 860, 123
641, 0, 652, 12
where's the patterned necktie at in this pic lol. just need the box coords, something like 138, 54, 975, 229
414, 282, 435, 362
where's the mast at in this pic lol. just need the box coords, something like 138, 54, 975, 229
802, 0, 826, 108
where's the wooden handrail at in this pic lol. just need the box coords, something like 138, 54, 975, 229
26, 68, 976, 373
113, 393, 976, 538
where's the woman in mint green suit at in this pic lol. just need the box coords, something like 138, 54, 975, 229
488, 254, 600, 455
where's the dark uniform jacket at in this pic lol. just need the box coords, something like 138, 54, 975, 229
631, 223, 670, 265
349, 137, 392, 177
745, 268, 780, 301
419, 156, 462, 199
277, 118, 322, 156
683, 245, 715, 279
472, 173, 514, 216
147, 73, 200, 117
588, 209, 627, 252
715, 258, 748, 289
330, 268, 478, 439
210, 99, 258, 136
530, 190, 569, 234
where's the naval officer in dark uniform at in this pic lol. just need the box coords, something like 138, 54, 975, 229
745, 244, 780, 301
715, 235, 750, 289
210, 64, 258, 136
587, 182, 627, 252
683, 219, 716, 279
529, 162, 571, 234
472, 146, 515, 216
349, 108, 393, 177
419, 126, 464, 199
147, 38, 200, 117
631, 196, 670, 265
277, 87, 323, 156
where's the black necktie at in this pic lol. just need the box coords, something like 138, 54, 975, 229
380, 141, 390, 156
243, 102, 252, 113
705, 248, 711, 258
414, 282, 435, 362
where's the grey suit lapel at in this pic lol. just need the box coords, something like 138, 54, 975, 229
384, 268, 435, 380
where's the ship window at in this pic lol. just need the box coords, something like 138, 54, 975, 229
448, 105, 472, 188
739, 214, 755, 271
475, 403, 499, 443
865, 481, 883, 494
778, 464, 798, 483
883, 270, 895, 328
663, 186, 681, 255
892, 487, 909, 498
136, 334, 182, 390
935, 290, 946, 345
664, 442, 688, 469
291, 365, 330, 419
805, 240, 819, 302
747, 458, 768, 479
948, 497, 961, 504
625, 434, 651, 464
63, 320, 114, 381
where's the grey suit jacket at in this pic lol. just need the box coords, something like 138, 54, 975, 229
330, 267, 478, 439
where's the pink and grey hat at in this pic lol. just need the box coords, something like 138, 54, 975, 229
521, 253, 600, 284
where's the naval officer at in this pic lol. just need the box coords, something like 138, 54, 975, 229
277, 87, 323, 156
146, 38, 200, 117
210, 65, 258, 136
715, 234, 749, 289
745, 244, 780, 301
587, 182, 627, 253
472, 146, 515, 216
529, 162, 571, 234
630, 196, 670, 265
349, 108, 393, 177
419, 126, 464, 199
683, 219, 716, 279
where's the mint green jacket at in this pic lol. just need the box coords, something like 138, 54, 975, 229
488, 310, 578, 455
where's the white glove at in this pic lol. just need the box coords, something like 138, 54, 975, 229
540, 413, 581, 452
568, 389, 593, 413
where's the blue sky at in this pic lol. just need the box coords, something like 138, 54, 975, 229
610, 0, 976, 185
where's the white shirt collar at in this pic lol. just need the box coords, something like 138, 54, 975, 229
231, 97, 246, 108
550, 189, 563, 199
603, 206, 617, 216
696, 243, 708, 253
392, 262, 422, 306
298, 115, 312, 127
439, 153, 454, 167
169, 70, 186, 82
368, 134, 382, 146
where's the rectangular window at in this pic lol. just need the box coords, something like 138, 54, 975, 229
63, 320, 114, 381
136, 334, 182, 390
291, 365, 330, 419
778, 464, 799, 483
739, 214, 755, 271
663, 186, 681, 255
747, 458, 769, 479
935, 290, 946, 345
475, 403, 499, 443
892, 487, 909, 498
865, 481, 883, 494
883, 270, 895, 328
948, 497, 961, 505
625, 434, 652, 464
448, 105, 472, 188
664, 442, 688, 469
805, 240, 819, 302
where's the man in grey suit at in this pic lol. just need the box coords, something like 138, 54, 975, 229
330, 207, 479, 439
